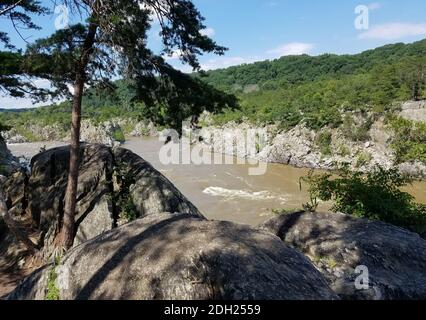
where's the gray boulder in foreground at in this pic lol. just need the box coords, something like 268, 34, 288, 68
259, 211, 426, 300
0, 137, 20, 176
7, 213, 337, 300
3, 144, 203, 260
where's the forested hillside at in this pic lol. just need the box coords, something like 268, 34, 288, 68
197, 39, 426, 129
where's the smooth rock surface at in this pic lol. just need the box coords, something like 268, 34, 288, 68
259, 211, 426, 300
7, 213, 337, 300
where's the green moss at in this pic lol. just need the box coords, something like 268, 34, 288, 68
46, 260, 60, 301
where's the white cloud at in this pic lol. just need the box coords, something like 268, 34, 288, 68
266, 42, 314, 57
368, 2, 381, 10
200, 27, 215, 37
0, 96, 46, 109
359, 22, 426, 40
200, 56, 259, 71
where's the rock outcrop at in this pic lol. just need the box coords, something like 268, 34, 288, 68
259, 211, 426, 300
196, 102, 426, 178
7, 213, 337, 300
77, 120, 124, 147
130, 121, 159, 137
0, 136, 20, 176
2, 144, 202, 260
400, 100, 426, 122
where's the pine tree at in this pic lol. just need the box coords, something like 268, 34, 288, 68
26, 0, 229, 250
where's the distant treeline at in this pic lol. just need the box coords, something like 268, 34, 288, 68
198, 39, 426, 129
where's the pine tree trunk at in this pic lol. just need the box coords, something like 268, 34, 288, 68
58, 22, 98, 250
59, 77, 84, 250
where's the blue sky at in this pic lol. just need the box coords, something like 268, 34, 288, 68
1, 0, 426, 108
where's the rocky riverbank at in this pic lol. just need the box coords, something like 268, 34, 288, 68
3, 118, 158, 146
195, 101, 426, 179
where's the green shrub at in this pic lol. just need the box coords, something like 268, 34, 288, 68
355, 151, 372, 168
315, 131, 333, 156
113, 162, 138, 222
300, 166, 426, 232
341, 114, 372, 142
119, 195, 138, 222
388, 116, 426, 164
112, 128, 125, 143
337, 143, 351, 157
46, 256, 61, 300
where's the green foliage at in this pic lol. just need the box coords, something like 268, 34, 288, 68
113, 162, 138, 222
301, 166, 426, 231
355, 151, 373, 168
388, 116, 426, 164
205, 40, 426, 131
337, 143, 351, 157
341, 114, 372, 142
315, 130, 333, 156
119, 195, 138, 222
46, 256, 61, 300
112, 128, 125, 143
0, 120, 11, 132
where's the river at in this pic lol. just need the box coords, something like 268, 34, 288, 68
7, 137, 426, 226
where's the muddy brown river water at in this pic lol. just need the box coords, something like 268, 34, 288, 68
8, 137, 426, 226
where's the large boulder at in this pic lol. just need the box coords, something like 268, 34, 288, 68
3, 144, 202, 260
259, 211, 426, 300
113, 148, 202, 218
26, 144, 115, 258
0, 137, 20, 176
77, 120, 124, 147
7, 213, 337, 300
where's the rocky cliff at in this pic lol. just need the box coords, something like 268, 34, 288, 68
3, 118, 158, 146
195, 101, 426, 178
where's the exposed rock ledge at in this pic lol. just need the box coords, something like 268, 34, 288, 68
260, 211, 426, 300
0, 136, 20, 176
195, 102, 426, 179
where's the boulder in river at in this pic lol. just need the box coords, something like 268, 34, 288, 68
259, 211, 426, 300
7, 213, 338, 300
